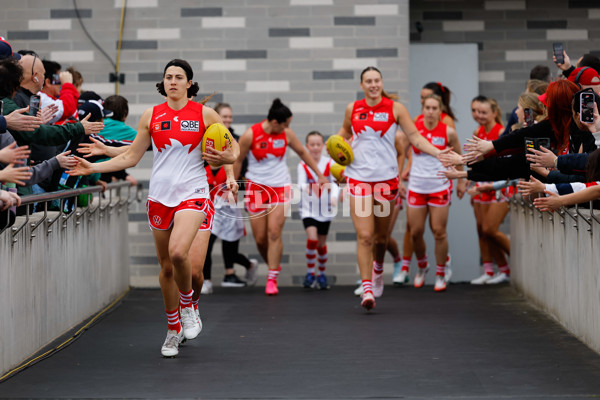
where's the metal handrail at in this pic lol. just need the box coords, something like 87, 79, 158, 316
575, 203, 592, 227
2, 181, 142, 241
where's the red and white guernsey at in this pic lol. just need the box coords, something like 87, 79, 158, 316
297, 156, 339, 222
245, 121, 291, 187
345, 97, 398, 182
409, 119, 450, 194
477, 122, 503, 141
148, 101, 209, 207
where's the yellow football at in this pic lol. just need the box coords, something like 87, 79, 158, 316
329, 162, 346, 183
326, 135, 353, 166
202, 123, 233, 167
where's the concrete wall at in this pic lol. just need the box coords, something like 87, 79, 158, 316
0, 201, 130, 375
510, 199, 600, 353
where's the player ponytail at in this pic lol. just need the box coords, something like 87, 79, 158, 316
360, 66, 399, 100
423, 81, 456, 121
486, 98, 503, 126
267, 98, 293, 123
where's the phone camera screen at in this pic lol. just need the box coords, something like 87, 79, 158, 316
581, 93, 595, 123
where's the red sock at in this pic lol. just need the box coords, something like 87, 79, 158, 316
483, 262, 494, 276
436, 264, 445, 277
402, 256, 411, 272
499, 264, 510, 275
267, 265, 281, 281
306, 239, 318, 274
362, 280, 373, 295
166, 308, 181, 333
393, 254, 402, 263
373, 260, 384, 274
179, 288, 193, 309
417, 256, 428, 269
317, 245, 328, 275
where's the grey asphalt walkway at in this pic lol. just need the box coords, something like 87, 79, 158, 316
2, 284, 600, 399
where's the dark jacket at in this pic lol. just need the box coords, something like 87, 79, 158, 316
1, 97, 85, 195
468, 120, 597, 181
12, 87, 34, 109
557, 153, 589, 174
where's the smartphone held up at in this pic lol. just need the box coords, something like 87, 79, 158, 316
29, 94, 41, 116
524, 108, 534, 126
580, 91, 595, 124
553, 42, 564, 64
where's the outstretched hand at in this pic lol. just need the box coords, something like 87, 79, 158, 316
517, 176, 545, 197
463, 136, 494, 161
56, 151, 77, 169
5, 107, 42, 132
533, 190, 562, 212
526, 146, 557, 168
437, 165, 466, 180
0, 142, 30, 165
66, 156, 95, 176
438, 149, 464, 167
0, 163, 32, 186
78, 137, 109, 157
39, 104, 59, 124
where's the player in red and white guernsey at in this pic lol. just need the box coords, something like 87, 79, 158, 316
297, 131, 340, 290
440, 96, 511, 285
407, 95, 465, 293
337, 66, 445, 311
397, 81, 457, 287
235, 98, 328, 296
68, 59, 239, 357
468, 97, 511, 285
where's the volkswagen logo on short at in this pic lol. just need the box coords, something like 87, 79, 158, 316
152, 215, 162, 226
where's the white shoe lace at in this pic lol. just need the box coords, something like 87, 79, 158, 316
162, 331, 180, 351
180, 307, 198, 330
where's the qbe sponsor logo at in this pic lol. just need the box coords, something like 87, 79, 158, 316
180, 120, 199, 132
373, 112, 389, 122
432, 137, 445, 146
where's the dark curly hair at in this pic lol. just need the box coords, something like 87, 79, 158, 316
0, 58, 23, 99
156, 59, 199, 98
